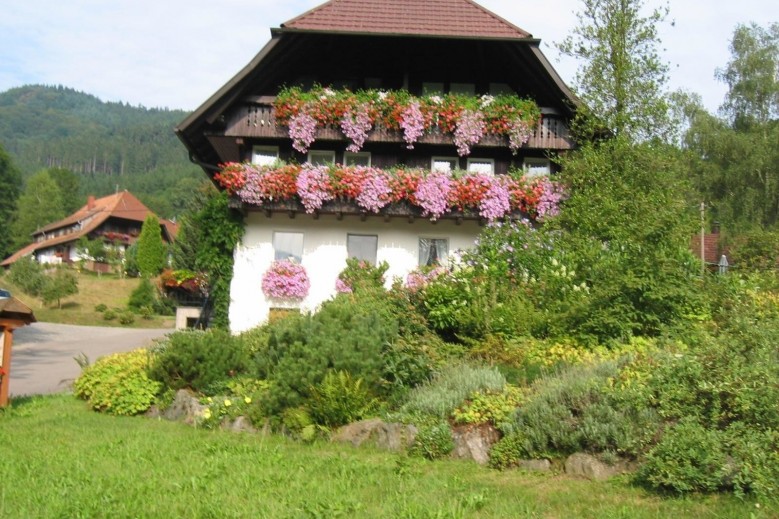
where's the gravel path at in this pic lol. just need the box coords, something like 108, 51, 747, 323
8, 322, 171, 397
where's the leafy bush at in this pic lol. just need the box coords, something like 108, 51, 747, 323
118, 311, 135, 325
401, 363, 505, 420
7, 257, 47, 297
148, 329, 249, 392
308, 370, 378, 427
74, 349, 161, 416
128, 277, 157, 311
103, 309, 117, 321
637, 418, 728, 494
452, 385, 526, 426
337, 258, 389, 294
410, 421, 454, 460
94, 303, 108, 313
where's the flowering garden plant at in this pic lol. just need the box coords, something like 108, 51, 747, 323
261, 260, 310, 299
160, 269, 209, 296
273, 86, 541, 155
215, 161, 564, 222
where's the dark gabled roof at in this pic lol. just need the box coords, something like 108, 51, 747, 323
281, 0, 532, 39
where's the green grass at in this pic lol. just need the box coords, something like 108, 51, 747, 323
0, 270, 174, 328
0, 395, 771, 519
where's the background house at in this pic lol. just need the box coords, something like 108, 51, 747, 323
176, 0, 578, 332
1, 191, 177, 271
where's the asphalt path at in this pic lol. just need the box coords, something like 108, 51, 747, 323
8, 322, 171, 397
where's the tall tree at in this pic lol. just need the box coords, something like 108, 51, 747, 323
558, 0, 671, 141
10, 170, 65, 249
0, 143, 22, 259
47, 168, 82, 214
136, 214, 167, 278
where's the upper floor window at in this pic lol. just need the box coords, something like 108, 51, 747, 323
273, 231, 304, 263
466, 158, 495, 175
523, 158, 551, 177
308, 150, 335, 166
252, 146, 279, 166
347, 234, 378, 265
419, 238, 448, 266
489, 83, 514, 95
432, 157, 458, 173
422, 82, 445, 95
344, 152, 371, 167
450, 83, 475, 96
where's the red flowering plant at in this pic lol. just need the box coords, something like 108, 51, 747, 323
160, 269, 209, 296
272, 86, 540, 155
214, 162, 563, 223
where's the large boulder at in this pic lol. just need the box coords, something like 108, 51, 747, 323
332, 419, 417, 451
160, 389, 207, 425
564, 453, 634, 480
451, 424, 501, 465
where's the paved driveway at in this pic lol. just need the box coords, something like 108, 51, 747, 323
8, 322, 171, 397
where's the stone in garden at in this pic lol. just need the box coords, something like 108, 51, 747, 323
162, 389, 207, 425
221, 415, 258, 434
564, 453, 634, 480
332, 418, 417, 451
450, 424, 500, 465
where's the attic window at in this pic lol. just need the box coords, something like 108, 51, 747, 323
523, 158, 551, 177
308, 150, 335, 166
252, 146, 279, 166
466, 158, 494, 175
344, 152, 371, 167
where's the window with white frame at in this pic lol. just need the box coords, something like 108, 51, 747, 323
431, 157, 458, 173
273, 231, 304, 263
450, 83, 475, 96
252, 146, 279, 166
523, 158, 551, 177
347, 234, 378, 264
419, 238, 448, 266
344, 152, 371, 167
307, 150, 335, 165
466, 158, 495, 175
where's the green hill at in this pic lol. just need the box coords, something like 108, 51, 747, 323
0, 85, 207, 219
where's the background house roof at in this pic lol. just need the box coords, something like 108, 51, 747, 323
281, 0, 532, 39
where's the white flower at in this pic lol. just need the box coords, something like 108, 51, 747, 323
429, 95, 443, 104
480, 95, 495, 107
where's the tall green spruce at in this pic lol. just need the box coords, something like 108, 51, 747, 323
136, 214, 167, 277
0, 143, 22, 260
554, 0, 699, 339
9, 170, 66, 250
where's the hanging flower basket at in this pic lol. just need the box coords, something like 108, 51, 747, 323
262, 260, 310, 300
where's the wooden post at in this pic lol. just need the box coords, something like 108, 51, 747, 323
0, 325, 16, 407
0, 297, 36, 407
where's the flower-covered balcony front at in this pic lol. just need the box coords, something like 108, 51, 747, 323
221, 87, 575, 153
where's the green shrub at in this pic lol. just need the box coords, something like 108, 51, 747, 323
637, 418, 728, 494
452, 385, 526, 426
489, 433, 527, 469
337, 258, 389, 294
118, 311, 135, 325
94, 303, 108, 313
724, 424, 779, 502
74, 349, 161, 416
148, 329, 249, 393
128, 277, 157, 311
103, 309, 117, 321
401, 363, 505, 420
410, 421, 454, 460
7, 257, 47, 296
308, 370, 378, 427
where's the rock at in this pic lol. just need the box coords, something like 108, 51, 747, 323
221, 415, 258, 434
162, 389, 207, 425
564, 453, 634, 480
332, 419, 417, 451
517, 459, 552, 472
451, 424, 501, 465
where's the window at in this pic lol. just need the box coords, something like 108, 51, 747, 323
523, 158, 551, 177
450, 83, 475, 96
489, 83, 514, 95
252, 146, 279, 166
422, 82, 444, 95
419, 238, 448, 266
273, 232, 304, 262
344, 152, 371, 167
347, 234, 378, 264
432, 157, 458, 173
307, 150, 335, 165
466, 158, 495, 175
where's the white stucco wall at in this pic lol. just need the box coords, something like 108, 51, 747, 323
229, 213, 482, 333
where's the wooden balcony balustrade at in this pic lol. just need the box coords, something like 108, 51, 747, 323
223, 96, 575, 150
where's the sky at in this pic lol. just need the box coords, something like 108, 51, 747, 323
1, 1, 777, 114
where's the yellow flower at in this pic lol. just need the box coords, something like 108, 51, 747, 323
244, 396, 252, 404
207, 397, 213, 403
202, 409, 212, 419
224, 399, 232, 407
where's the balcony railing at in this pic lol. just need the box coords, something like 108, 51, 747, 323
223, 96, 575, 151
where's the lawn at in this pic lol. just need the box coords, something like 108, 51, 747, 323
0, 271, 175, 328
0, 395, 768, 519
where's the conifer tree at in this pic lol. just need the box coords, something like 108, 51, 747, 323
136, 214, 167, 278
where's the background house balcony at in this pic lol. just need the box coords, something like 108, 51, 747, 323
220, 96, 575, 151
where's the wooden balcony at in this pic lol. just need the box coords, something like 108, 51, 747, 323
223, 96, 575, 151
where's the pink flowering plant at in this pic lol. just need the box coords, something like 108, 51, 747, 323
273, 86, 539, 155
216, 162, 564, 223
262, 260, 310, 299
